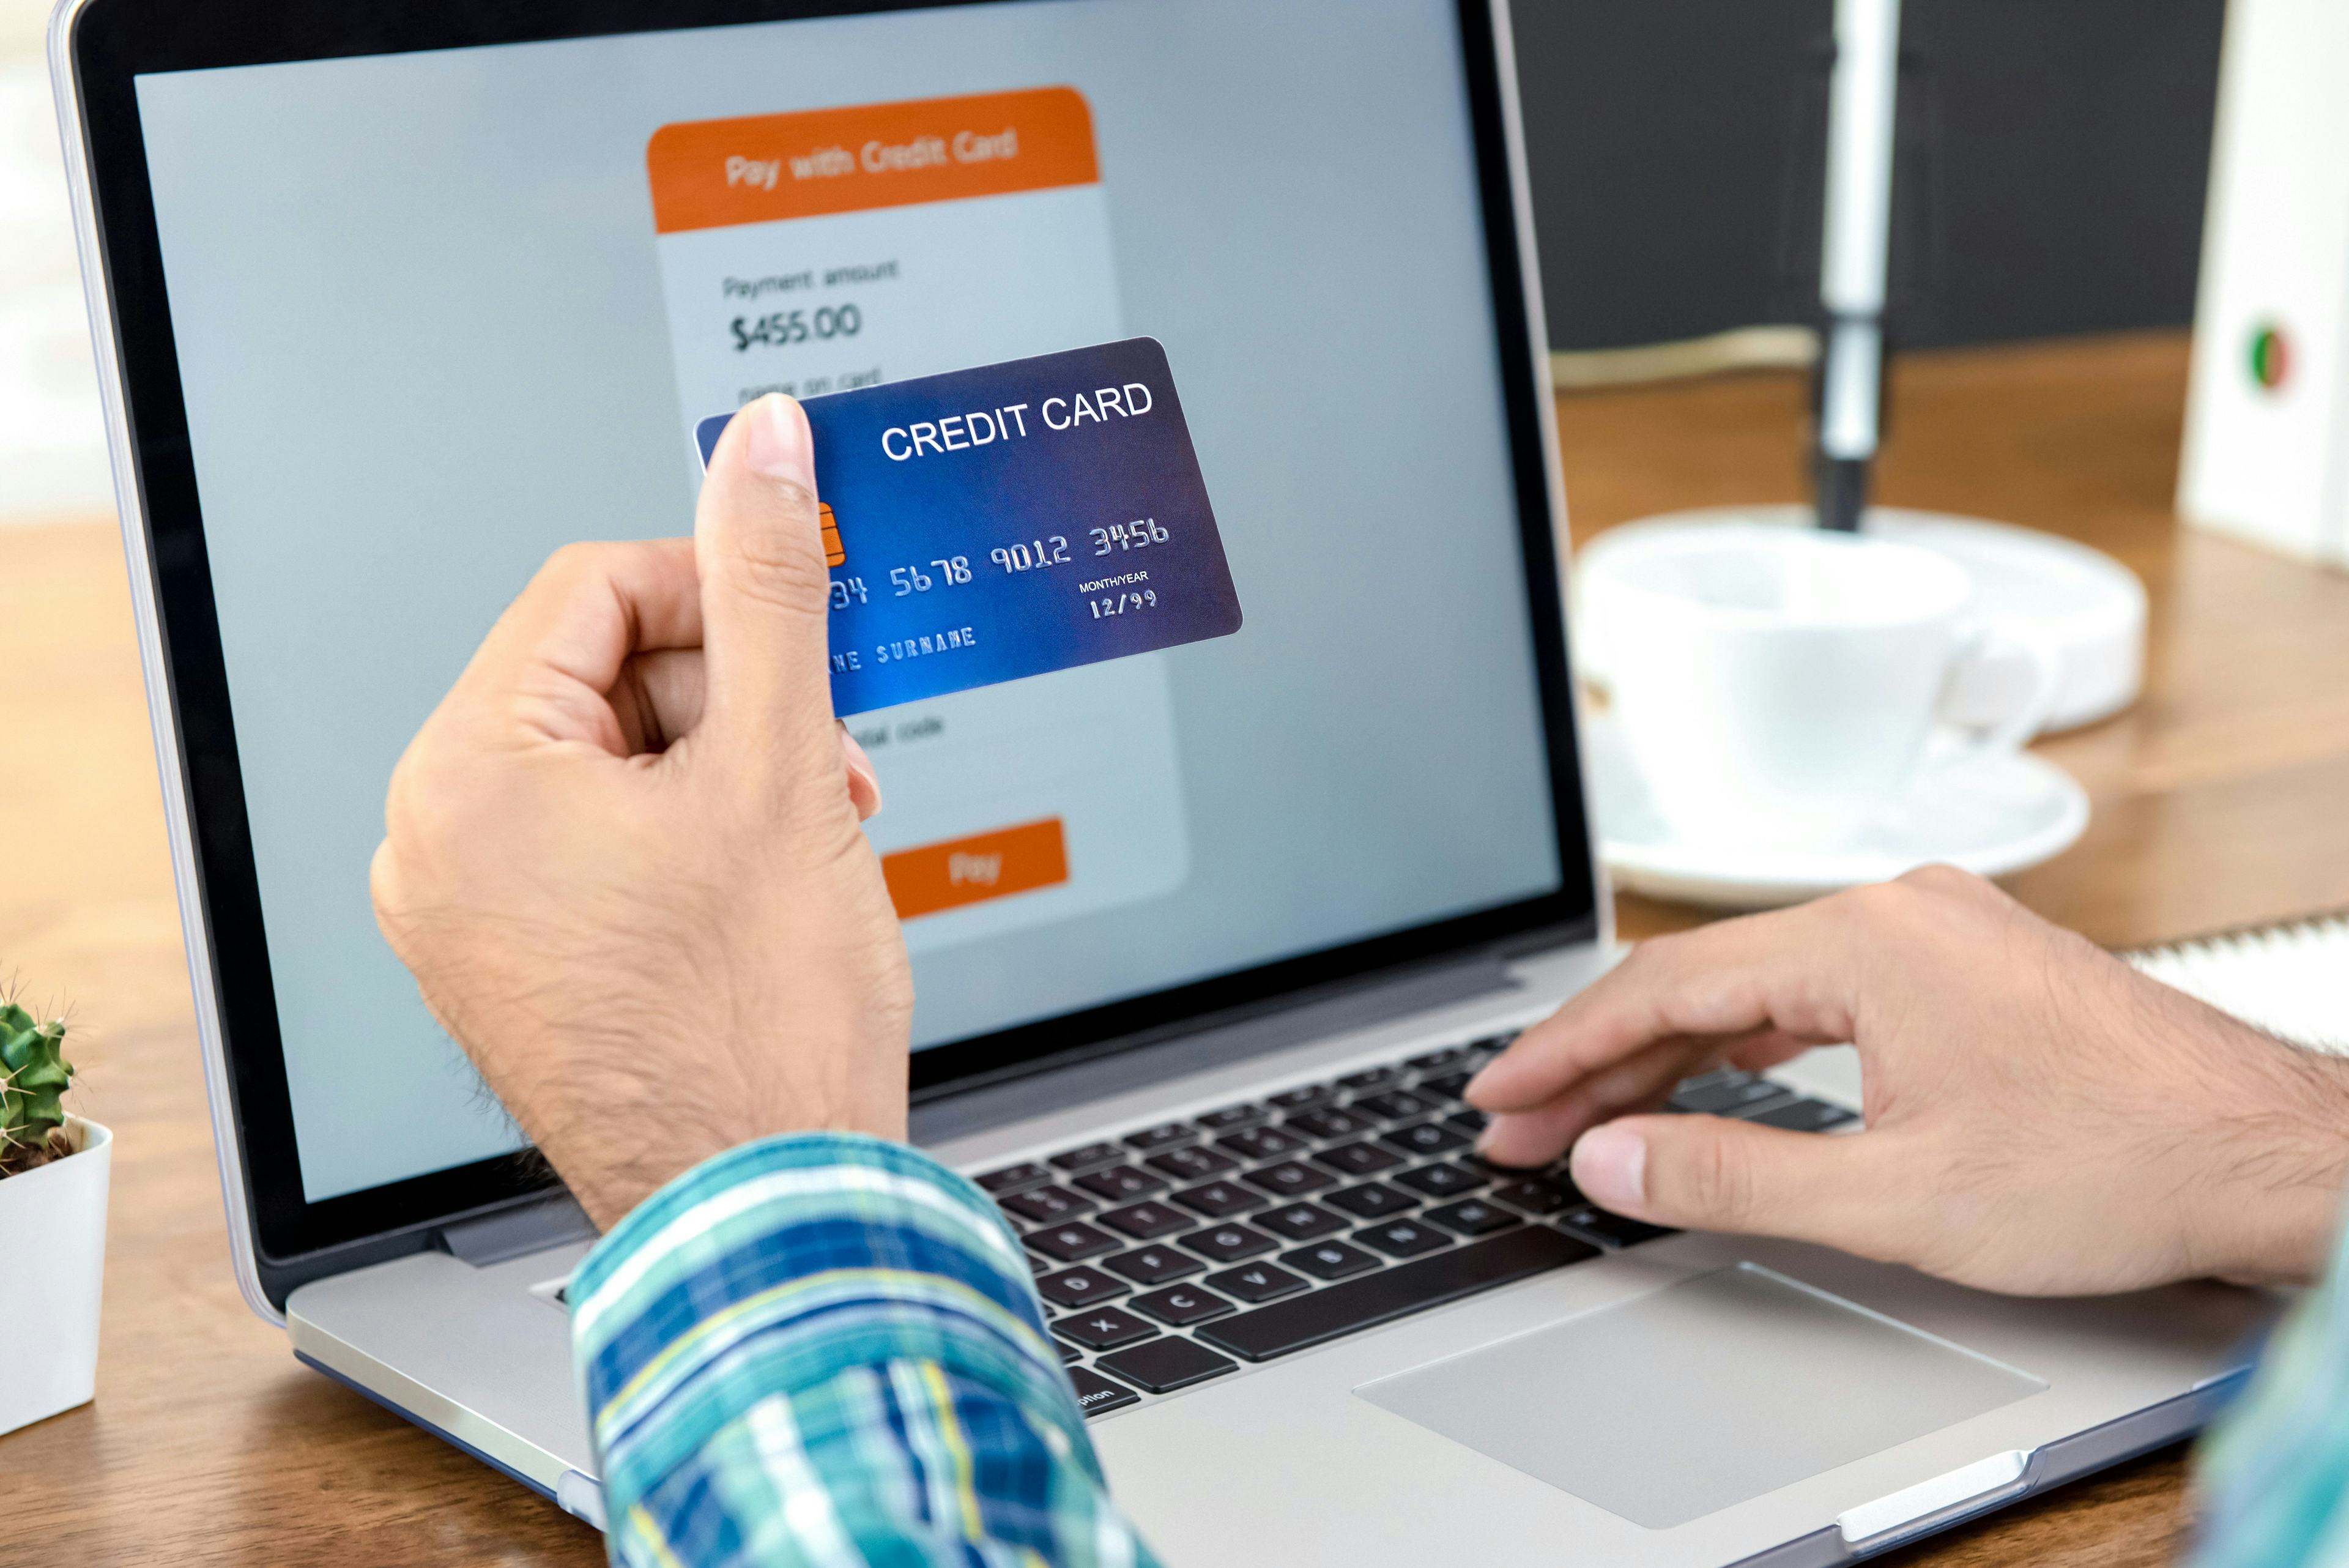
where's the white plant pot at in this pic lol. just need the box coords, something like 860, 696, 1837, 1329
0, 1116, 109, 1438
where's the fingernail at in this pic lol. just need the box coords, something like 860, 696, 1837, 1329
1472, 1113, 1530, 1168
840, 724, 883, 811
744, 395, 813, 484
1571, 1123, 1647, 1212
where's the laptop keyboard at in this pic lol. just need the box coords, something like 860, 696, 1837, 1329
977, 1036, 1858, 1416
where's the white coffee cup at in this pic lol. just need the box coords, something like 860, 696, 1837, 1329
1575, 523, 2058, 851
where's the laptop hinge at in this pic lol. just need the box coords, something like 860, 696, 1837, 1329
438, 1192, 595, 1266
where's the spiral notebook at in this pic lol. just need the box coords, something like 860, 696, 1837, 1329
2128, 911, 2349, 1052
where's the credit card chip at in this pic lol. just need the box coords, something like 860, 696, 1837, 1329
819, 502, 847, 567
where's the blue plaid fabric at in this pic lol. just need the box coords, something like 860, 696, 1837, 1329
571, 1132, 1162, 1567
2194, 1214, 2349, 1568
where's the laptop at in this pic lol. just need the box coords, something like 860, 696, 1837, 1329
53, 0, 2266, 1559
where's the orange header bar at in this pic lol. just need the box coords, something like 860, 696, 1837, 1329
648, 87, 1100, 234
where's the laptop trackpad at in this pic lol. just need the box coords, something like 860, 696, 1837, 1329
1355, 1263, 2044, 1530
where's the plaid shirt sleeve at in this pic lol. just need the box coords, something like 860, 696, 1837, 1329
2191, 1211, 2349, 1568
570, 1132, 1162, 1568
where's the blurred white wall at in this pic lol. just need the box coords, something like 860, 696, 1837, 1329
1, 0, 111, 524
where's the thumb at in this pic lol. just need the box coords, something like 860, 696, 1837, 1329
694, 394, 839, 777
1569, 1113, 1877, 1247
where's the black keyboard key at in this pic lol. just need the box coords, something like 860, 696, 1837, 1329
978, 1161, 1053, 1194
1314, 1140, 1404, 1176
1283, 1240, 1382, 1280
1326, 1181, 1419, 1219
1056, 1304, 1159, 1350
1181, 1223, 1278, 1263
1395, 1162, 1488, 1199
1745, 1097, 1860, 1132
1672, 1065, 1753, 1087
1075, 1165, 1166, 1203
1243, 1159, 1337, 1197
1445, 1109, 1490, 1135
1050, 1140, 1128, 1172
1285, 1105, 1376, 1141
1560, 1206, 1679, 1247
1357, 1219, 1453, 1258
1381, 1120, 1471, 1158
1256, 1202, 1348, 1241
1068, 1365, 1141, 1416
1055, 1337, 1083, 1363
1425, 1198, 1520, 1236
1721, 1093, 1806, 1121
1001, 1185, 1093, 1225
1195, 1102, 1263, 1131
1123, 1121, 1197, 1151
1148, 1145, 1237, 1182
1170, 1179, 1264, 1218
1414, 1070, 1474, 1102
1200, 1228, 1600, 1362
1218, 1124, 1307, 1162
1488, 1176, 1574, 1215
1099, 1200, 1192, 1239
1030, 1255, 1050, 1276
1104, 1244, 1204, 1285
1097, 1336, 1238, 1395
1354, 1089, 1433, 1122
1336, 1065, 1399, 1091
1266, 1083, 1332, 1112
1406, 1046, 1466, 1072
1028, 1222, 1121, 1262
1669, 1076, 1787, 1115
1130, 1284, 1236, 1327
1206, 1262, 1310, 1303
1037, 1268, 1129, 1309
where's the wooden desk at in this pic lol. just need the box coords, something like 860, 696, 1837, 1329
5, 330, 2346, 1562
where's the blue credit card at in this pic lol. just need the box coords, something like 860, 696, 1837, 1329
696, 337, 1242, 716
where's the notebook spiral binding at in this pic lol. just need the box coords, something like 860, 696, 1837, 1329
2126, 910, 2349, 1053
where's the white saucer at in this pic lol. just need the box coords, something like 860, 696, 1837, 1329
1587, 710, 2091, 910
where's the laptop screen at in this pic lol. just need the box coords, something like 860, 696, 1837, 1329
119, 0, 1583, 1211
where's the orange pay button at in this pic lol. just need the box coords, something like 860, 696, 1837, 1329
647, 87, 1100, 234
881, 817, 1069, 920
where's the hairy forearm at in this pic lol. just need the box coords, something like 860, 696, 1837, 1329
2174, 1018, 2349, 1287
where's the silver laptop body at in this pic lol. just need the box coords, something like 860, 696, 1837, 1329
284, 968, 2267, 1565
53, 0, 2266, 1559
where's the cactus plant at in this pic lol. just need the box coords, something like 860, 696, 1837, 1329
1, 999, 75, 1178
